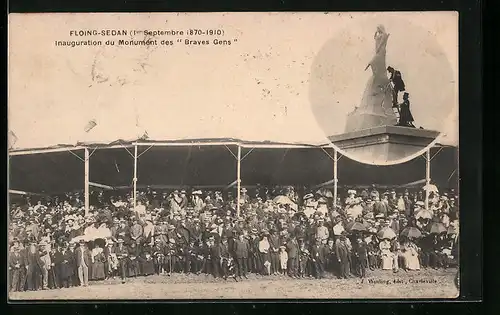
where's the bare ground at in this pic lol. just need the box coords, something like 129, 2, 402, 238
9, 268, 458, 300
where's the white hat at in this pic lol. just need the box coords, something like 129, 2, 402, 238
416, 201, 425, 206
192, 190, 202, 195
303, 193, 314, 200
348, 189, 356, 195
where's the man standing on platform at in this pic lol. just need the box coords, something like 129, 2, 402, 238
387, 66, 406, 106
397, 92, 416, 128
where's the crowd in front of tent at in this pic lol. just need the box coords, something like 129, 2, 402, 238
8, 185, 459, 292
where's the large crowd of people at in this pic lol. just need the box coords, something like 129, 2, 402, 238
8, 185, 459, 292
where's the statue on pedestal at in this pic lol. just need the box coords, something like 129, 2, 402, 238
344, 25, 398, 132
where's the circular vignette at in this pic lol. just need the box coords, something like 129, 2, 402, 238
308, 16, 456, 166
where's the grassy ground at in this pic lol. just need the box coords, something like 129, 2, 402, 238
9, 268, 458, 300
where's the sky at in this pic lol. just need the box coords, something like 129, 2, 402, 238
8, 12, 458, 150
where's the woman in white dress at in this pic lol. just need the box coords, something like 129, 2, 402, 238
379, 239, 393, 270
404, 240, 421, 270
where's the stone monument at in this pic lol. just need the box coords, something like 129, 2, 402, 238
329, 25, 439, 163
344, 25, 397, 132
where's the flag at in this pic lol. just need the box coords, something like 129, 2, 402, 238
84, 120, 97, 133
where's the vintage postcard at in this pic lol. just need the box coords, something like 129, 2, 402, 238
8, 12, 459, 299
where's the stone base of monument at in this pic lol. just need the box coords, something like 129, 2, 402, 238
344, 109, 398, 132
328, 125, 440, 163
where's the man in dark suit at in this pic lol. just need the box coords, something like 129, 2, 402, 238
233, 234, 249, 279
115, 238, 129, 282
209, 237, 221, 278
24, 241, 43, 291
286, 235, 299, 278
268, 229, 280, 275
311, 238, 326, 279
56, 243, 75, 288
403, 191, 414, 218
115, 219, 131, 243
398, 92, 416, 127
9, 244, 25, 292
75, 240, 91, 287
387, 66, 406, 105
335, 233, 351, 279
219, 237, 231, 280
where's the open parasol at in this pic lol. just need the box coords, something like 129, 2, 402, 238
429, 222, 447, 234
272, 195, 298, 210
377, 227, 397, 240
316, 189, 333, 198
422, 184, 439, 193
400, 226, 422, 239
346, 221, 367, 232
415, 209, 433, 220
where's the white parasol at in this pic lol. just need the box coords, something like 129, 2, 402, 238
415, 209, 433, 220
346, 204, 363, 219
272, 195, 298, 210
422, 184, 439, 193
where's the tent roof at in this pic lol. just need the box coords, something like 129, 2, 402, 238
8, 138, 323, 156
9, 141, 458, 194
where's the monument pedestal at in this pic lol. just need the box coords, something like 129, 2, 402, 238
329, 125, 440, 163
344, 109, 398, 132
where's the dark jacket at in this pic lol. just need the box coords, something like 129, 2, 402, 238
58, 249, 75, 278
233, 239, 249, 259
286, 239, 299, 259
390, 70, 405, 91
356, 241, 369, 261
311, 244, 326, 263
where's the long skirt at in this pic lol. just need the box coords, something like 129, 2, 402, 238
141, 260, 155, 276
92, 262, 106, 280
404, 251, 420, 270
381, 253, 393, 270
127, 259, 140, 277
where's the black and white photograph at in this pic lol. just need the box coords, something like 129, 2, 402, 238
8, 12, 459, 300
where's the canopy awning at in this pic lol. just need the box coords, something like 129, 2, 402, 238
8, 139, 458, 194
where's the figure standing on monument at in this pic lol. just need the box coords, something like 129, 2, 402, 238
387, 66, 406, 106
397, 92, 415, 128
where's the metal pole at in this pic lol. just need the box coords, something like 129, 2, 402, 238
133, 144, 138, 209
84, 148, 90, 216
425, 148, 430, 211
333, 148, 338, 209
236, 145, 241, 217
